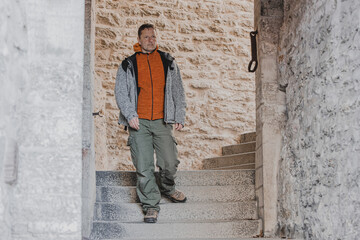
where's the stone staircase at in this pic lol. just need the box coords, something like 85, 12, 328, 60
202, 132, 256, 170
91, 132, 261, 240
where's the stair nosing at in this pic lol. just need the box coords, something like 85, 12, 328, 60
96, 170, 255, 187
92, 219, 261, 224
96, 185, 255, 190
222, 141, 256, 148
97, 183, 255, 187
205, 151, 255, 160
209, 164, 256, 170
95, 200, 256, 206
96, 169, 255, 173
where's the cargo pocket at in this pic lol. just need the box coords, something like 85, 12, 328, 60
172, 136, 178, 145
127, 136, 134, 146
127, 136, 137, 169
164, 122, 173, 130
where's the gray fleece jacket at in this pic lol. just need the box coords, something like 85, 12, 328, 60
115, 50, 186, 127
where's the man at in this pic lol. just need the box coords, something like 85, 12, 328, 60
115, 23, 187, 223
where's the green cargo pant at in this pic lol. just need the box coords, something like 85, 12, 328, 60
127, 119, 180, 212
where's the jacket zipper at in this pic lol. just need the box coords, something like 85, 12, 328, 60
147, 54, 154, 120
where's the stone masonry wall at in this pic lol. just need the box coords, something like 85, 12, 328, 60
94, 0, 256, 170
278, 0, 360, 239
0, 1, 85, 239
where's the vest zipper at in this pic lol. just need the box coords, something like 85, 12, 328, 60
147, 54, 154, 120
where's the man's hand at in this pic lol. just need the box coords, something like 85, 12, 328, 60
175, 123, 183, 131
129, 117, 140, 130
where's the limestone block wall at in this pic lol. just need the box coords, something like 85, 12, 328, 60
0, 1, 85, 239
94, 0, 256, 170
278, 0, 360, 239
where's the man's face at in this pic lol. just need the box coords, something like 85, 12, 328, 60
138, 28, 157, 53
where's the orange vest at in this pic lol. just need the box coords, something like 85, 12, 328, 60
134, 44, 165, 120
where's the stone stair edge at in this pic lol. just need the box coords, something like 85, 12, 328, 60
96, 185, 257, 189
240, 131, 256, 136
94, 201, 258, 222
98, 238, 301, 240
96, 184, 256, 203
94, 205, 258, 220
95, 200, 256, 206
98, 238, 286, 240
204, 151, 255, 160
96, 169, 256, 173
222, 141, 256, 148
96, 170, 255, 187
91, 220, 262, 239
92, 219, 261, 224
96, 185, 256, 192
208, 163, 255, 170
202, 153, 255, 170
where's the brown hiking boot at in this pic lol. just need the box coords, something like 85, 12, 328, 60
166, 189, 187, 203
144, 208, 158, 223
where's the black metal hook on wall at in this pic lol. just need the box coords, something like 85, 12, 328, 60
248, 30, 258, 72
92, 111, 103, 117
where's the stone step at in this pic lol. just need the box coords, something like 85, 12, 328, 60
91, 220, 262, 239
96, 184, 255, 203
96, 170, 255, 187
222, 141, 256, 156
202, 152, 255, 170
239, 132, 256, 144
100, 238, 285, 240
94, 201, 257, 222
208, 163, 256, 170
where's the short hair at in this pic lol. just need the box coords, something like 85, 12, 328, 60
138, 23, 155, 38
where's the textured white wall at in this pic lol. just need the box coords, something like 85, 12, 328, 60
278, 0, 360, 239
0, 0, 85, 239
0, 1, 28, 238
